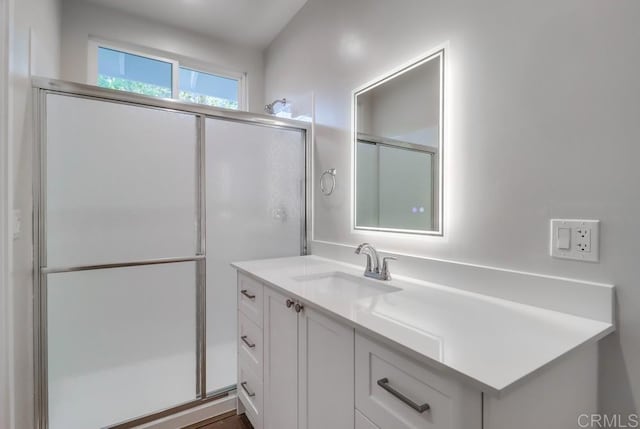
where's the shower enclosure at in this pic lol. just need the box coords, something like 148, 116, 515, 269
32, 79, 310, 429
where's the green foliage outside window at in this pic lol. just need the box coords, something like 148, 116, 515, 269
179, 91, 239, 110
98, 75, 239, 110
98, 75, 172, 98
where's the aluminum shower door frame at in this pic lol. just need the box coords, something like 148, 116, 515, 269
32, 77, 311, 429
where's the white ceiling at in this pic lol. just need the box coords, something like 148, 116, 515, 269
79, 0, 308, 48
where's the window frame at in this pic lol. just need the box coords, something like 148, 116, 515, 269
178, 61, 247, 111
88, 38, 247, 111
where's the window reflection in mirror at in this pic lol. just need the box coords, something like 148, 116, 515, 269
354, 49, 443, 235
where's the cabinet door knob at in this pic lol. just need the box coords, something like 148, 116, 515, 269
295, 303, 304, 313
286, 299, 295, 308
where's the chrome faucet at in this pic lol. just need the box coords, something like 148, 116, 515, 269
355, 243, 396, 281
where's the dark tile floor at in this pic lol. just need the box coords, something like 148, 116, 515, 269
195, 414, 252, 429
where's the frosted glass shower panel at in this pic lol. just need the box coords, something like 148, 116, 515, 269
45, 94, 198, 267
378, 145, 433, 230
355, 141, 379, 227
205, 119, 305, 392
47, 262, 197, 429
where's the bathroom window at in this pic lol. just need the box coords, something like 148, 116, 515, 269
90, 40, 245, 110
179, 67, 239, 109
97, 47, 174, 98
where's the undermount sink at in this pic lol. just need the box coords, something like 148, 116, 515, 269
292, 271, 402, 300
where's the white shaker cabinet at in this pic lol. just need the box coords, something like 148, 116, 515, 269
238, 273, 355, 429
263, 286, 299, 429
298, 302, 354, 429
236, 269, 599, 429
236, 276, 265, 429
355, 334, 481, 429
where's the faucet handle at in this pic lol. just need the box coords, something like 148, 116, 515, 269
381, 257, 397, 280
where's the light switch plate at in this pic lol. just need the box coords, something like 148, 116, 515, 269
550, 219, 600, 262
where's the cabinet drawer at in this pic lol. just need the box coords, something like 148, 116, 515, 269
238, 273, 263, 327
239, 311, 263, 377
356, 410, 381, 429
239, 362, 263, 429
355, 334, 481, 429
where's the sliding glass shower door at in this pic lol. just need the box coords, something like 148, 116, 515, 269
37, 87, 308, 429
43, 94, 200, 429
205, 119, 305, 393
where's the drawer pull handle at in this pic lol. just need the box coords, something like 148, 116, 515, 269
241, 289, 256, 300
241, 381, 256, 397
295, 303, 304, 313
241, 335, 256, 348
286, 299, 295, 308
377, 377, 430, 413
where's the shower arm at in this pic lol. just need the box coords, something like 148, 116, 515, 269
265, 98, 287, 114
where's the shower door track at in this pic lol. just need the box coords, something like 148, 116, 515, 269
32, 77, 312, 429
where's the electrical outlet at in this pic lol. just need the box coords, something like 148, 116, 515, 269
550, 219, 600, 262
575, 227, 591, 253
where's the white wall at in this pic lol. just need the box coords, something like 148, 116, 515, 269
7, 0, 62, 427
0, 0, 11, 428
265, 0, 640, 414
60, 0, 265, 113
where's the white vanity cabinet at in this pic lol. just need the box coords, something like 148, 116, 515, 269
236, 269, 600, 429
236, 274, 265, 428
262, 286, 298, 429
237, 273, 355, 429
236, 273, 479, 429
297, 297, 355, 429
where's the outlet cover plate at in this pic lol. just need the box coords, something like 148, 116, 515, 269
550, 219, 600, 262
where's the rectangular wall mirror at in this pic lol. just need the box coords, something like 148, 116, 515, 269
353, 48, 444, 235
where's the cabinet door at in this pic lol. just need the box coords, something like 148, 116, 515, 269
298, 306, 355, 429
263, 287, 299, 429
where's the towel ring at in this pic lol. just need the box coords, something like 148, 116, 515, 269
320, 168, 337, 196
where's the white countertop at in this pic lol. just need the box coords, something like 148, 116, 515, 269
232, 255, 614, 395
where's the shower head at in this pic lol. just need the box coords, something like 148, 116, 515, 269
265, 98, 287, 114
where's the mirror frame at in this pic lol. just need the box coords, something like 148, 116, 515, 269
351, 45, 446, 236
